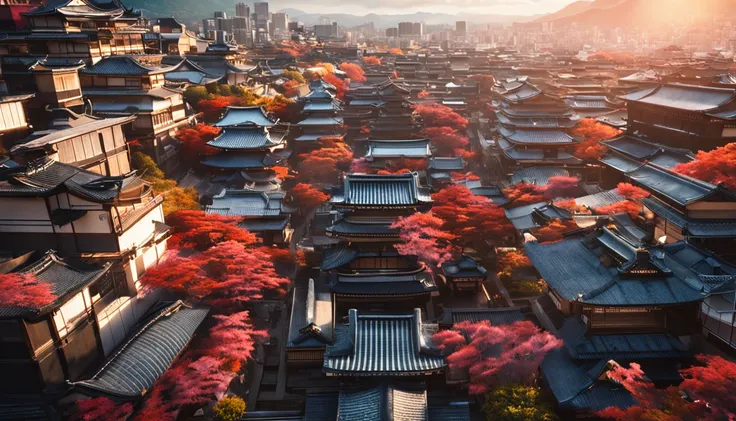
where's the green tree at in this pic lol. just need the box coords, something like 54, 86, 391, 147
483, 385, 556, 421
132, 151, 164, 180
184, 86, 210, 104
281, 69, 305, 84
162, 187, 199, 216
213, 396, 246, 421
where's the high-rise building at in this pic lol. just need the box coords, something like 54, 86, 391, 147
314, 24, 333, 39
456, 21, 467, 37
412, 22, 423, 36
235, 2, 248, 18
214, 11, 227, 19
398, 22, 413, 37
331, 21, 338, 38
202, 18, 216, 38
386, 27, 398, 38
272, 12, 288, 32
233, 3, 251, 46
254, 2, 270, 42
254, 2, 269, 22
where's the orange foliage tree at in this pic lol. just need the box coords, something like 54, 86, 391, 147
415, 104, 469, 131
503, 183, 546, 208
417, 90, 430, 99
673, 142, 736, 190
322, 73, 348, 99
288, 183, 330, 209
339, 62, 366, 83
362, 56, 381, 65
571, 118, 622, 161
616, 182, 650, 200
176, 124, 219, 162
595, 201, 642, 218
166, 210, 257, 251
388, 48, 403, 55
425, 126, 470, 156
297, 138, 353, 183
279, 80, 301, 98
497, 249, 532, 275
532, 219, 578, 244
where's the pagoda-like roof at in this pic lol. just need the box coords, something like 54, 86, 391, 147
497, 137, 583, 165
81, 56, 173, 76
510, 166, 569, 186
428, 156, 465, 171
24, 0, 132, 18
330, 173, 431, 207
75, 301, 208, 398
499, 126, 577, 145
215, 106, 277, 128
601, 135, 693, 169
326, 216, 400, 241
331, 268, 437, 296
296, 115, 344, 127
200, 152, 283, 170
206, 127, 285, 150
496, 112, 578, 129
366, 139, 431, 159
0, 252, 111, 318
309, 77, 336, 92
441, 255, 487, 279
324, 309, 446, 376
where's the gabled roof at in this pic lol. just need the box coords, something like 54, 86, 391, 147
0, 252, 110, 318
0, 157, 146, 202
296, 115, 344, 126
505, 202, 571, 232
81, 56, 172, 76
643, 197, 736, 239
510, 166, 569, 186
11, 116, 136, 154
428, 156, 465, 171
74, 301, 208, 398
442, 255, 487, 279
324, 309, 446, 376
330, 173, 431, 207
625, 164, 719, 206
214, 106, 277, 128
439, 307, 526, 327
206, 189, 292, 217
331, 268, 437, 296
602, 135, 693, 168
622, 83, 736, 115
309, 77, 336, 92
337, 383, 428, 421
25, 0, 129, 18
287, 278, 333, 349
200, 152, 283, 169
366, 139, 431, 159
206, 127, 285, 150
499, 126, 577, 145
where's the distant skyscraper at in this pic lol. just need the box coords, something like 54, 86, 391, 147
254, 2, 270, 42
314, 24, 333, 39
386, 27, 398, 38
456, 21, 467, 37
214, 11, 227, 19
332, 21, 338, 37
412, 22, 423, 37
272, 12, 288, 32
398, 22, 413, 37
235, 2, 248, 18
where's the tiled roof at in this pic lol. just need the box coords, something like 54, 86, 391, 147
81, 57, 171, 76
505, 202, 571, 232
501, 144, 583, 165
573, 189, 624, 210
499, 126, 576, 145
496, 112, 577, 129
206, 189, 290, 217
337, 383, 428, 421
643, 197, 736, 238
623, 84, 736, 112
0, 252, 110, 318
0, 157, 141, 202
626, 164, 717, 206
366, 139, 431, 159
305, 394, 339, 421
287, 278, 333, 349
525, 233, 706, 306
26, 0, 127, 17
324, 309, 446, 376
200, 152, 282, 169
510, 166, 569, 186
602, 135, 661, 160
428, 156, 465, 171
326, 216, 399, 238
331, 173, 431, 207
442, 255, 488, 279
239, 218, 289, 231
439, 307, 526, 326
11, 116, 135, 153
75, 302, 208, 397
303, 100, 342, 112
427, 403, 471, 421
331, 270, 438, 296
215, 106, 276, 127
599, 151, 643, 173
321, 244, 359, 270
348, 99, 386, 107
296, 115, 344, 126
207, 127, 284, 150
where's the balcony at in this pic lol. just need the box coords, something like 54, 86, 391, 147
116, 195, 164, 234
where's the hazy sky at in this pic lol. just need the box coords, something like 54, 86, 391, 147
279, 0, 580, 16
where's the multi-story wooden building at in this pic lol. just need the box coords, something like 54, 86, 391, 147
0, 93, 33, 147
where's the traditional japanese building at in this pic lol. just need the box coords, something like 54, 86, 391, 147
492, 77, 583, 169
0, 0, 146, 64
79, 56, 197, 166
11, 114, 136, 176
426, 156, 465, 190
205, 189, 294, 245
202, 106, 287, 178
441, 255, 488, 294
1, 57, 84, 117
286, 277, 334, 366
324, 173, 437, 315
0, 93, 33, 147
364, 139, 432, 168
621, 83, 736, 151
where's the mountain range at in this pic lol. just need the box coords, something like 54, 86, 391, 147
531, 0, 735, 29
119, 0, 540, 27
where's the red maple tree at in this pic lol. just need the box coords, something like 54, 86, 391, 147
166, 211, 257, 252
497, 249, 532, 274
322, 73, 348, 99
544, 176, 581, 199
176, 124, 220, 162
199, 311, 268, 368
297, 139, 353, 183
415, 104, 469, 131
279, 80, 301, 98
388, 48, 403, 55
363, 56, 381, 65
571, 118, 621, 161
554, 198, 591, 214
468, 74, 495, 92
532, 219, 578, 244
195, 96, 237, 121
142, 241, 289, 309
69, 397, 133, 421
391, 213, 456, 268
339, 62, 366, 83
673, 143, 736, 190
425, 126, 470, 156
288, 183, 330, 209
503, 183, 546, 208
616, 182, 650, 200
417, 90, 430, 99
595, 201, 642, 218
433, 320, 562, 394
0, 273, 56, 309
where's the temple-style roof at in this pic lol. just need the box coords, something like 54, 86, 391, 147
0, 252, 111, 318
622, 84, 736, 118
321, 244, 360, 271
214, 106, 277, 128
331, 269, 438, 296
439, 307, 526, 327
366, 139, 431, 159
442, 255, 488, 279
0, 157, 149, 202
428, 156, 465, 171
330, 173, 431, 208
75, 301, 208, 398
326, 216, 400, 241
296, 115, 344, 126
505, 202, 572, 232
499, 126, 576, 145
25, 0, 131, 18
525, 225, 711, 306
287, 278, 333, 349
206, 127, 285, 150
496, 112, 578, 129
310, 77, 336, 92
324, 309, 446, 376
497, 137, 583, 165
303, 100, 343, 112
11, 116, 136, 154
206, 189, 292, 217
200, 152, 283, 169
164, 58, 224, 85
573, 189, 624, 210
625, 164, 719, 206
601, 135, 693, 169
510, 167, 569, 186
80, 57, 173, 76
